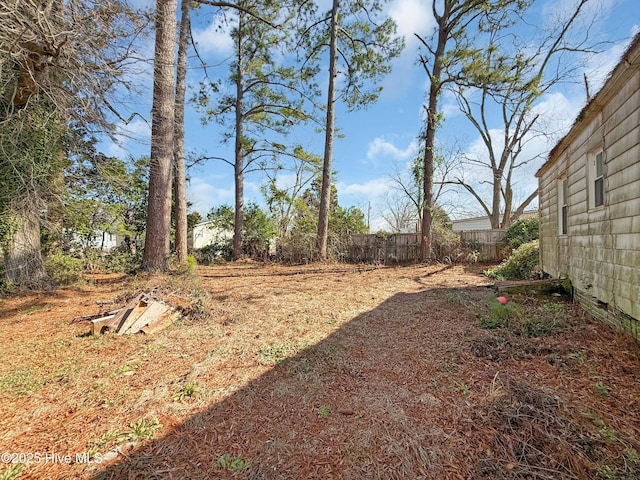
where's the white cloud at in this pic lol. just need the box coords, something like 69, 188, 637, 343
381, 0, 435, 97
101, 117, 151, 159
388, 0, 434, 50
273, 172, 299, 191
441, 89, 463, 121
583, 41, 628, 94
367, 136, 418, 162
188, 176, 234, 214
244, 180, 261, 197
192, 13, 235, 57
119, 117, 151, 139
337, 177, 391, 201
530, 91, 578, 139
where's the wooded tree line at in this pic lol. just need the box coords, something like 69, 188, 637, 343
0, 0, 603, 287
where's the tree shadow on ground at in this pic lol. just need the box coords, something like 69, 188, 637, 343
90, 280, 640, 480
91, 286, 488, 480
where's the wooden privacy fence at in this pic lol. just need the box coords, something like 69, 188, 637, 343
346, 233, 421, 263
458, 229, 507, 262
343, 229, 508, 263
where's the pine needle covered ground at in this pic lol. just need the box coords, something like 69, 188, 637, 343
0, 262, 639, 479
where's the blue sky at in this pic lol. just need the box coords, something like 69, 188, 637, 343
105, 0, 639, 230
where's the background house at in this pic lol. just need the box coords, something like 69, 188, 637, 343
451, 210, 537, 232
451, 214, 493, 232
64, 229, 123, 251
535, 33, 640, 338
192, 221, 234, 250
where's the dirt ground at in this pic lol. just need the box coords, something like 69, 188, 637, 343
0, 262, 639, 480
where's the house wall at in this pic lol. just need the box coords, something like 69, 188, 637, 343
192, 222, 233, 250
537, 52, 640, 332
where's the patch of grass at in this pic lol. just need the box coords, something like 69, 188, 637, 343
480, 299, 567, 337
115, 364, 137, 377
87, 428, 127, 457
456, 380, 471, 397
101, 391, 128, 408
91, 429, 125, 449
0, 463, 24, 480
256, 342, 304, 366
0, 369, 47, 395
595, 447, 640, 479
217, 453, 251, 474
187, 288, 213, 321
540, 302, 564, 316
624, 447, 640, 465
521, 313, 565, 337
287, 357, 313, 374
445, 289, 474, 307
599, 426, 617, 442
87, 420, 160, 459
487, 372, 504, 400
86, 421, 162, 460
317, 405, 330, 417
169, 254, 197, 275
595, 464, 619, 479
594, 381, 612, 397
127, 417, 162, 441
480, 299, 526, 330
172, 381, 201, 402
568, 351, 586, 364
523, 302, 567, 336
586, 411, 606, 428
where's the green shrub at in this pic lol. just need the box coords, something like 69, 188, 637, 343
195, 241, 233, 264
187, 288, 213, 320
480, 298, 566, 337
44, 253, 84, 285
505, 216, 539, 249
484, 240, 539, 281
480, 299, 526, 330
432, 221, 461, 261
169, 254, 197, 274
187, 254, 197, 270
103, 249, 141, 273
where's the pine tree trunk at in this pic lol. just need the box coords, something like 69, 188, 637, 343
317, 0, 339, 260
143, 0, 178, 272
233, 13, 245, 260
173, 0, 190, 265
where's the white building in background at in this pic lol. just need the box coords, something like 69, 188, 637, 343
451, 210, 538, 232
192, 221, 233, 249
66, 229, 121, 251
451, 214, 493, 232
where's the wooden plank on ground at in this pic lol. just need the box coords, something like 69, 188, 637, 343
116, 299, 150, 335
91, 314, 116, 335
139, 310, 180, 335
99, 294, 145, 333
124, 301, 170, 334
